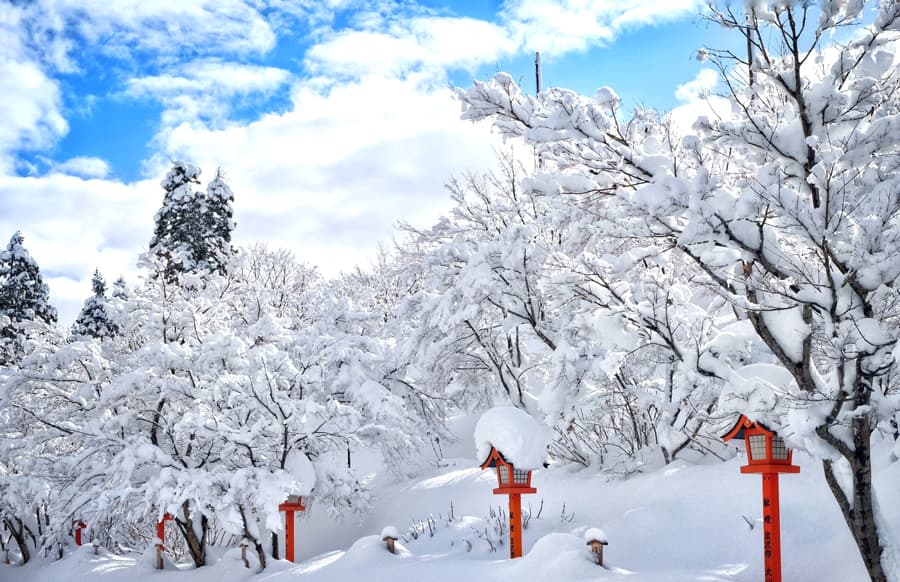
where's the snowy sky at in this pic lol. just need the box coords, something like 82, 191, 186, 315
1, 0, 736, 325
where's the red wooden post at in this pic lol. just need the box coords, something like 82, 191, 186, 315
480, 446, 537, 560
762, 473, 782, 582
156, 513, 173, 570
278, 496, 306, 563
722, 415, 799, 582
73, 520, 86, 546
508, 493, 522, 559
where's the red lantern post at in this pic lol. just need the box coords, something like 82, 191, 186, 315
278, 495, 306, 563
155, 513, 174, 570
722, 415, 800, 582
73, 520, 86, 546
480, 446, 537, 559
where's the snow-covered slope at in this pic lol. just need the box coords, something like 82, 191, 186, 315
4, 428, 899, 582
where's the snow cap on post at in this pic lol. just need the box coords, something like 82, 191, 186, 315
474, 406, 549, 470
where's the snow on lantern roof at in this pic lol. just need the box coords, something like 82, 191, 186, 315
474, 406, 549, 470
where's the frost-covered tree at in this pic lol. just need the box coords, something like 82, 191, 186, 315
201, 168, 235, 275
459, 2, 900, 580
0, 231, 57, 330
0, 232, 57, 365
148, 161, 234, 281
71, 269, 117, 339
149, 161, 202, 280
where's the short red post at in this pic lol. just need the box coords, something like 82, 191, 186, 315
722, 415, 799, 582
278, 496, 306, 563
73, 520, 86, 546
156, 513, 173, 570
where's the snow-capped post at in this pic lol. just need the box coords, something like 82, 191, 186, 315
381, 526, 399, 554
155, 513, 174, 570
584, 529, 608, 566
92, 542, 99, 556
73, 520, 86, 546
722, 415, 799, 582
278, 495, 306, 563
239, 542, 249, 568
475, 407, 548, 559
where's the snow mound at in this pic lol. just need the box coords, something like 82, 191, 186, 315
474, 406, 549, 469
381, 526, 399, 540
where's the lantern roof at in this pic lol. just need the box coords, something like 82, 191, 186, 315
479, 445, 510, 469
721, 414, 777, 442
474, 406, 549, 470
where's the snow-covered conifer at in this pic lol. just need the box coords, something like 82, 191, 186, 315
201, 168, 235, 275
71, 269, 117, 339
148, 161, 204, 280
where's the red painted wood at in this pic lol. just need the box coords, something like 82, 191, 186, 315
509, 493, 522, 559
284, 509, 296, 563
74, 521, 85, 546
762, 473, 782, 582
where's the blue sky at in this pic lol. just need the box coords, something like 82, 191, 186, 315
1, 0, 733, 324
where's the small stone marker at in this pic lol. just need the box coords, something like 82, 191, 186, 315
584, 528, 608, 566
381, 526, 400, 554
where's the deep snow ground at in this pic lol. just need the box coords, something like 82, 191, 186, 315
4, 425, 899, 582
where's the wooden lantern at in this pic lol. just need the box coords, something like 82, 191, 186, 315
480, 446, 537, 495
480, 446, 537, 559
278, 495, 306, 563
722, 415, 799, 582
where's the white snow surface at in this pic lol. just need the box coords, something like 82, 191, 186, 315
473, 406, 549, 469
4, 416, 899, 582
584, 528, 607, 544
381, 526, 399, 540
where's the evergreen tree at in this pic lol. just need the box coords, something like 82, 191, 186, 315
148, 161, 235, 280
0, 231, 57, 331
71, 269, 117, 339
201, 167, 235, 275
148, 161, 203, 280
112, 276, 128, 299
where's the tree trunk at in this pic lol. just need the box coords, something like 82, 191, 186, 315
4, 517, 31, 564
175, 501, 207, 568
237, 504, 266, 571
822, 423, 891, 582
271, 532, 279, 560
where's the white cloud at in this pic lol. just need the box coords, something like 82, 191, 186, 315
54, 156, 111, 178
306, 16, 517, 79
0, 3, 68, 171
675, 68, 719, 102
125, 61, 293, 126
44, 0, 277, 59
503, 0, 705, 55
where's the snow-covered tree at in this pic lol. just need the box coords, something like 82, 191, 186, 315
148, 161, 234, 281
201, 168, 235, 275
459, 3, 900, 580
0, 232, 57, 330
71, 269, 117, 339
0, 232, 57, 365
